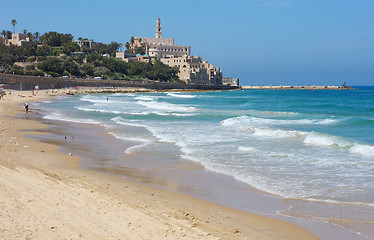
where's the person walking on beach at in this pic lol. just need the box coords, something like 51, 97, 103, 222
24, 103, 28, 119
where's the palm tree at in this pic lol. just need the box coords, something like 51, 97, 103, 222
125, 42, 130, 50
27, 32, 33, 41
11, 19, 17, 33
6, 31, 12, 39
1, 30, 6, 38
34, 32, 40, 42
23, 29, 27, 35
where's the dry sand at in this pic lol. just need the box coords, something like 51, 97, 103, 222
0, 88, 319, 239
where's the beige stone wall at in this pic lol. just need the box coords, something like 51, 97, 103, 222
149, 45, 190, 59
140, 37, 174, 46
74, 40, 98, 52
115, 52, 125, 60
5, 33, 31, 46
160, 55, 222, 85
222, 78, 239, 86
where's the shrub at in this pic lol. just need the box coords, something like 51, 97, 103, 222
26, 56, 36, 62
47, 72, 59, 77
13, 69, 25, 75
31, 70, 44, 76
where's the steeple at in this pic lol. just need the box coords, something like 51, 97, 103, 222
155, 17, 162, 39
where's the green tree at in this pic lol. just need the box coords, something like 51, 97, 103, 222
73, 53, 85, 64
1, 30, 6, 38
34, 32, 40, 42
62, 61, 80, 75
39, 32, 74, 47
36, 45, 51, 56
23, 29, 27, 35
37, 57, 64, 75
26, 32, 33, 41
31, 70, 44, 76
62, 42, 80, 55
125, 42, 130, 50
11, 19, 17, 33
6, 31, 12, 39
81, 63, 94, 76
0, 44, 16, 66
150, 60, 171, 81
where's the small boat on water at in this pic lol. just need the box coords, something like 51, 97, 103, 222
66, 92, 75, 95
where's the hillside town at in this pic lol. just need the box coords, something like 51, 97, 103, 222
0, 19, 239, 87
116, 18, 225, 86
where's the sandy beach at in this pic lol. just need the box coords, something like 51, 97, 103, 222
0, 88, 320, 239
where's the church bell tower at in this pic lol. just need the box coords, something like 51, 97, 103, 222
155, 18, 162, 38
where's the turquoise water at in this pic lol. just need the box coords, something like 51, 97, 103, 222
38, 87, 374, 238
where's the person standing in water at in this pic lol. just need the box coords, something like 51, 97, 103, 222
24, 103, 28, 119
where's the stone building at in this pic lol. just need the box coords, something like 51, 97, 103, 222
3, 33, 32, 46
160, 55, 222, 85
131, 18, 190, 59
222, 78, 239, 86
115, 52, 136, 62
125, 18, 222, 85
74, 39, 98, 51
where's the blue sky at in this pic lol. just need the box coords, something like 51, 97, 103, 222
1, 0, 373, 86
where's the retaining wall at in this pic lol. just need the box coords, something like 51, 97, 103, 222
0, 74, 239, 91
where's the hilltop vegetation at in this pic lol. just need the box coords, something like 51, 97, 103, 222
0, 31, 181, 82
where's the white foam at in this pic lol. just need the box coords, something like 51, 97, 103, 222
349, 144, 374, 158
79, 95, 124, 104
111, 117, 146, 128
167, 93, 196, 98
43, 112, 100, 125
238, 146, 258, 152
266, 111, 299, 116
137, 100, 196, 112
134, 96, 155, 101
107, 130, 151, 143
152, 112, 196, 117
125, 142, 152, 154
76, 107, 122, 114
303, 132, 351, 148
253, 128, 306, 139
221, 116, 338, 128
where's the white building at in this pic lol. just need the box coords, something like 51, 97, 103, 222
4, 33, 32, 46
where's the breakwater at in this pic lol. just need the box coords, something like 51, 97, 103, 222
0, 74, 239, 91
242, 85, 353, 90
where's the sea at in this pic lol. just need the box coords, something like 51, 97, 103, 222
35, 87, 374, 239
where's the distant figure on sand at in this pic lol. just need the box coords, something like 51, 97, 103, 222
24, 103, 28, 119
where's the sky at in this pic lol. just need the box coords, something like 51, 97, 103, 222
1, 0, 373, 86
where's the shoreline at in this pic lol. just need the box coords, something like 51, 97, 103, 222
30, 91, 370, 240
0, 89, 320, 239
31, 108, 369, 240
